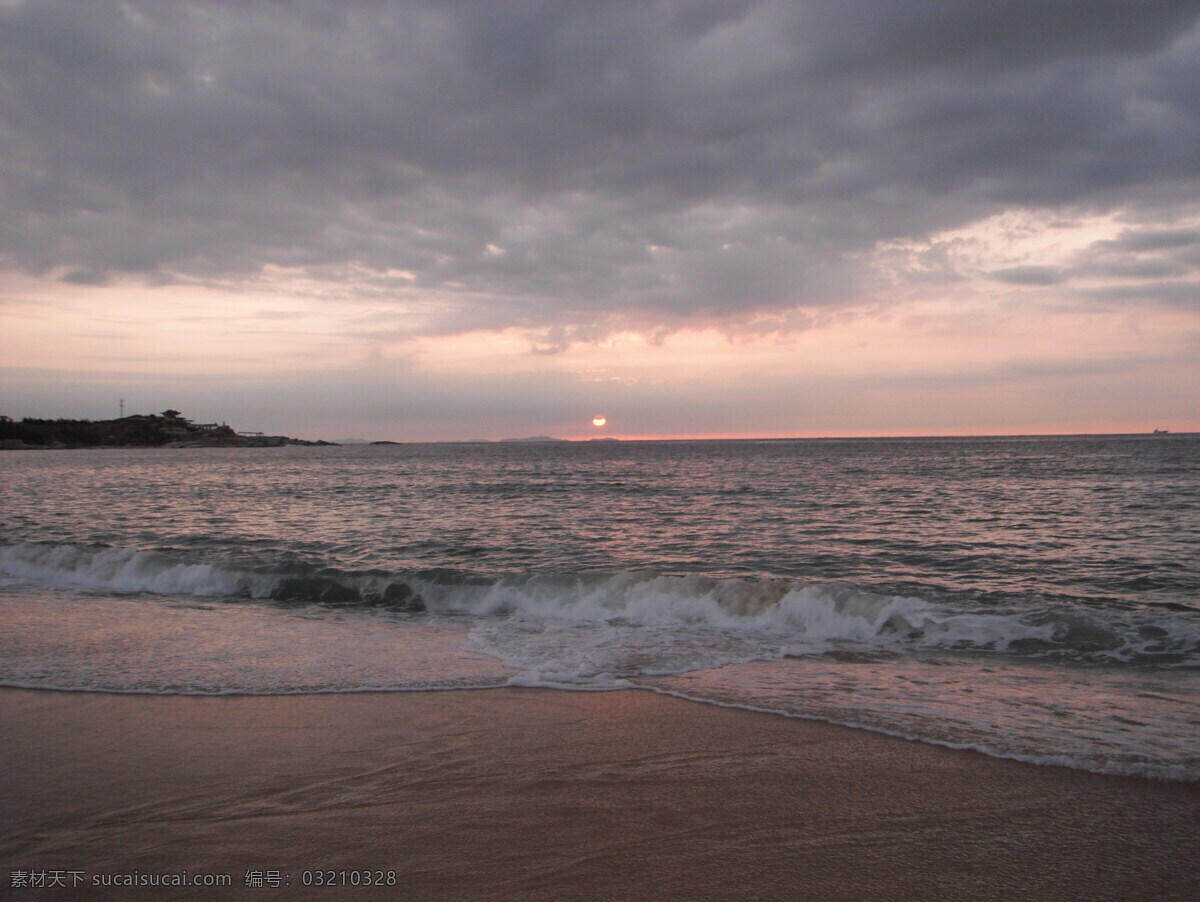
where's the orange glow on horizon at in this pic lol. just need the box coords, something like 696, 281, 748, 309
554, 420, 1200, 443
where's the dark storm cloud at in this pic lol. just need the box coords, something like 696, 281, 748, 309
2, 0, 1199, 335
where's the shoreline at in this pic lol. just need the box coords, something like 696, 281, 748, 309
3, 686, 1199, 900
5, 678, 1192, 784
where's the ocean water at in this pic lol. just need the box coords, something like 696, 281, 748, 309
1, 435, 1197, 780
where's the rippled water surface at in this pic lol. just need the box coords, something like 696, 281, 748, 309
2, 435, 1198, 778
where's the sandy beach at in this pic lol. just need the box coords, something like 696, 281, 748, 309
2, 686, 1198, 901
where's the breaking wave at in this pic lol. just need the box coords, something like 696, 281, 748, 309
2, 540, 1198, 666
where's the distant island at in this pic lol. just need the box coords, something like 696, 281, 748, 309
0, 410, 335, 449
499, 436, 569, 443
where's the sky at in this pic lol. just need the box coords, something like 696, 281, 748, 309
1, 0, 1198, 441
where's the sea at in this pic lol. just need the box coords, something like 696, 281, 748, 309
2, 435, 1197, 781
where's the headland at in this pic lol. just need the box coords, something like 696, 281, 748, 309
0, 410, 334, 450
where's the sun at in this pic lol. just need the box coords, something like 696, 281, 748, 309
592, 415, 607, 427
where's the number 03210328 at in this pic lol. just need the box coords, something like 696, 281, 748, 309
301, 870, 397, 887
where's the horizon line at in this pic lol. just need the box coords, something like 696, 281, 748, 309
367, 429, 1195, 445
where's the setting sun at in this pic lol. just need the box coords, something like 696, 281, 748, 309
592, 415, 607, 427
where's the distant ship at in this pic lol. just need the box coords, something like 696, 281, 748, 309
1152, 429, 1169, 435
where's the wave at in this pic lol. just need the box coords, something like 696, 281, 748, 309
2, 541, 1197, 665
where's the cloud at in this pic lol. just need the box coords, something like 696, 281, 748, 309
1093, 228, 1200, 253
58, 268, 114, 286
1075, 258, 1189, 280
990, 265, 1066, 286
1079, 281, 1200, 308
1059, 223, 1200, 303
2, 0, 1199, 341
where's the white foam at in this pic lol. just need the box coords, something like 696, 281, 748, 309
3, 541, 1196, 664
432, 571, 1057, 656
3, 573, 1198, 782
0, 542, 265, 598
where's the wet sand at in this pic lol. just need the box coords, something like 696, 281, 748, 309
2, 686, 1198, 901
